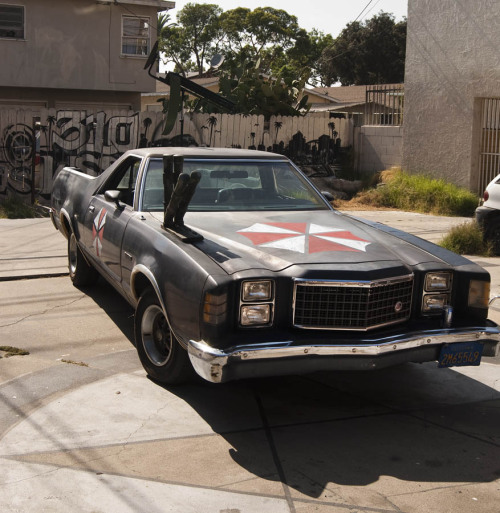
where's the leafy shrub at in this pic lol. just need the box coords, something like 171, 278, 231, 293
439, 221, 492, 256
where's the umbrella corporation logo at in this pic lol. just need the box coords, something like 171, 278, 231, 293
92, 208, 107, 256
237, 222, 371, 254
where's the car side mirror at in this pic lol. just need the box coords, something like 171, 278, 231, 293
104, 190, 124, 209
321, 191, 335, 202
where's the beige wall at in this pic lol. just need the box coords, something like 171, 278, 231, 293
0, 0, 163, 109
402, 0, 500, 191
356, 125, 403, 173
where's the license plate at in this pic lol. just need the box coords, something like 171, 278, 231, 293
438, 342, 483, 368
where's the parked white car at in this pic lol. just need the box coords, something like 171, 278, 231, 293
476, 174, 500, 253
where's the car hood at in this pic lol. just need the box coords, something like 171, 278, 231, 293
152, 210, 450, 274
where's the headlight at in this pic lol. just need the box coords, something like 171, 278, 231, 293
422, 294, 450, 312
240, 280, 274, 327
242, 280, 272, 301
422, 272, 452, 314
425, 272, 452, 291
241, 304, 271, 326
468, 280, 490, 309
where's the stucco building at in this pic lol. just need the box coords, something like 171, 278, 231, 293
403, 0, 500, 193
0, 0, 174, 111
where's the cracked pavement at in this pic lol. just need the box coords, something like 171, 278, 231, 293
0, 217, 499, 512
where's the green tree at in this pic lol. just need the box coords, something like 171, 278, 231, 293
272, 28, 334, 86
188, 59, 310, 119
219, 7, 299, 66
159, 3, 222, 76
319, 12, 406, 86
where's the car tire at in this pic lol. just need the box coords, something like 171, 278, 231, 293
485, 221, 500, 255
68, 232, 99, 287
134, 291, 194, 385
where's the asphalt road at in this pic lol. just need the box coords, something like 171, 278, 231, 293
0, 215, 499, 513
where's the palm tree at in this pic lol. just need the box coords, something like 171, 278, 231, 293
207, 116, 218, 147
274, 121, 283, 142
46, 115, 56, 149
157, 12, 174, 36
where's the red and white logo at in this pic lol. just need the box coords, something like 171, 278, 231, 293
92, 208, 107, 256
237, 222, 371, 254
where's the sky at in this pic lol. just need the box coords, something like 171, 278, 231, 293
163, 0, 408, 38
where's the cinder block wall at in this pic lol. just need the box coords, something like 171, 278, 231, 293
356, 125, 403, 173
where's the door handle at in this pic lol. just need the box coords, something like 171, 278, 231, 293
88, 205, 95, 213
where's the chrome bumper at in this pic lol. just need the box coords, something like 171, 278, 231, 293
187, 325, 500, 383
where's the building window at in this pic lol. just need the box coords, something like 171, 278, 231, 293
122, 15, 149, 56
0, 4, 24, 39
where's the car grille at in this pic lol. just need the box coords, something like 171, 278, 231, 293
293, 275, 413, 331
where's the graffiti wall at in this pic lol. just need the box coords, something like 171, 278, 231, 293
0, 108, 353, 201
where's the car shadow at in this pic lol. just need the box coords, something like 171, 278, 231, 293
83, 278, 500, 498
163, 366, 500, 498
79, 279, 135, 346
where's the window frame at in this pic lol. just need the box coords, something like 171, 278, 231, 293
0, 3, 25, 40
121, 14, 150, 57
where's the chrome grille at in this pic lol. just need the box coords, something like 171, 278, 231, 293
293, 275, 413, 331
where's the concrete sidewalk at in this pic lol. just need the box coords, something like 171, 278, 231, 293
0, 217, 67, 280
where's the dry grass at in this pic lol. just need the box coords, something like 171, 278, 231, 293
334, 168, 479, 217
0, 346, 30, 358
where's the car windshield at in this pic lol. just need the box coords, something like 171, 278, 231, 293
141, 158, 328, 212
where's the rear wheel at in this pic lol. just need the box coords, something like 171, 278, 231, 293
134, 291, 194, 384
68, 232, 98, 287
485, 221, 500, 255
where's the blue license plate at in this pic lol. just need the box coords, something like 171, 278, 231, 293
438, 342, 483, 368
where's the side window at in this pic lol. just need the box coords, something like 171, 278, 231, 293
102, 157, 141, 207
0, 5, 24, 39
141, 160, 164, 211
121, 15, 149, 56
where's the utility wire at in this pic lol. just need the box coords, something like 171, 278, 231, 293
354, 0, 377, 22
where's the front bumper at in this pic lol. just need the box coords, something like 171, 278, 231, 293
188, 325, 500, 383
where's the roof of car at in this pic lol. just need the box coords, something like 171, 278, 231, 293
125, 147, 288, 160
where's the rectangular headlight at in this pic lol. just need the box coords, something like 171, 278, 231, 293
242, 280, 272, 301
425, 272, 452, 292
422, 294, 449, 312
468, 280, 490, 309
241, 304, 271, 326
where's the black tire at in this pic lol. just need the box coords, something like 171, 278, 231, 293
134, 291, 194, 384
68, 232, 99, 287
485, 221, 500, 255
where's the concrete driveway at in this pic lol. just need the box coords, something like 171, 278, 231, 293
0, 213, 499, 513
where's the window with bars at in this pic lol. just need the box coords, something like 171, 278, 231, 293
121, 15, 149, 56
0, 4, 24, 39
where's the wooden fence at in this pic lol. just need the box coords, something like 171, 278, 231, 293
0, 108, 353, 199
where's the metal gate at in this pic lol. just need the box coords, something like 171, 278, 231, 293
478, 98, 500, 193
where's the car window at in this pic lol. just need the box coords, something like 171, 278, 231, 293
141, 158, 328, 212
101, 157, 141, 207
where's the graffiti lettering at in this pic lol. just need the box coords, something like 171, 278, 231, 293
1, 109, 348, 200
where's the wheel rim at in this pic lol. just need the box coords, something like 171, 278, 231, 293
69, 234, 77, 276
141, 304, 173, 366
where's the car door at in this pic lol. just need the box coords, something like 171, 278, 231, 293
81, 157, 142, 284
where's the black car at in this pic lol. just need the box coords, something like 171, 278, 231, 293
51, 148, 500, 383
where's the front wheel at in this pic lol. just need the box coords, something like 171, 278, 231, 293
68, 232, 98, 287
134, 291, 194, 384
